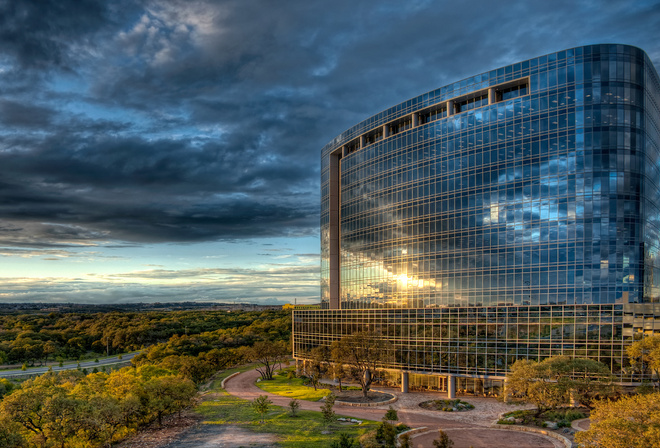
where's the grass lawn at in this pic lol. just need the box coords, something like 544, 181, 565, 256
197, 367, 378, 448
256, 370, 331, 401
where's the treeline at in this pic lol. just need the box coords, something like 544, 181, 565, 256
0, 308, 292, 447
130, 312, 290, 383
0, 309, 289, 366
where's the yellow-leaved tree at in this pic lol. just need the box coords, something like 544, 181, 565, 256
626, 334, 660, 390
575, 393, 660, 448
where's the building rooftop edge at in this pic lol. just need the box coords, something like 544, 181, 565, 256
321, 43, 652, 156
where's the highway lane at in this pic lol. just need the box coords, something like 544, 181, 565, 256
0, 351, 140, 377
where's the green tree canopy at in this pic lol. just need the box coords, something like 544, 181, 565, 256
507, 356, 617, 414
331, 331, 393, 399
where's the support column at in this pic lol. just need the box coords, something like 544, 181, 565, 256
382, 124, 389, 138
329, 152, 341, 310
503, 378, 511, 403
359, 135, 365, 149
447, 374, 456, 399
488, 87, 497, 104
446, 100, 454, 116
411, 113, 418, 128
401, 371, 409, 394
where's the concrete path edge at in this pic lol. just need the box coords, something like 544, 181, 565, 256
221, 372, 241, 390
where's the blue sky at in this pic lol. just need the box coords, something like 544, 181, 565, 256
1, 0, 659, 304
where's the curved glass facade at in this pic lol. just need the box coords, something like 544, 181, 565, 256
295, 45, 660, 383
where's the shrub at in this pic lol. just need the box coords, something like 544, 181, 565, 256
288, 398, 300, 417
396, 423, 410, 432
433, 429, 454, 448
557, 420, 571, 428
564, 410, 586, 421
252, 395, 272, 424
358, 430, 380, 448
399, 433, 412, 448
330, 433, 357, 448
497, 418, 516, 425
637, 382, 654, 395
384, 406, 398, 422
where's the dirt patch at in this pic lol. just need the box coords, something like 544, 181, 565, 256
334, 390, 394, 403
159, 425, 280, 448
115, 411, 202, 448
115, 410, 280, 448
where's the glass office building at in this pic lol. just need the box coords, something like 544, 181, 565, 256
294, 45, 660, 390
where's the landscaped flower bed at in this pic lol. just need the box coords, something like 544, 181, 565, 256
497, 408, 587, 429
419, 399, 474, 412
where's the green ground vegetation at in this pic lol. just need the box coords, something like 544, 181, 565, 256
256, 369, 331, 401
197, 377, 378, 448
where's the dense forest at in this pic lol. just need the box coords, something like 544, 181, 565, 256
0, 308, 292, 447
0, 309, 290, 366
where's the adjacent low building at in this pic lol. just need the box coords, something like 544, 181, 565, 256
293, 44, 660, 396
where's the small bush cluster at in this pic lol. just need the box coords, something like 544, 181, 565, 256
420, 399, 474, 412
498, 408, 586, 427
359, 420, 411, 447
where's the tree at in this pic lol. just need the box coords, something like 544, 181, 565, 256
507, 356, 617, 415
288, 399, 300, 417
252, 395, 272, 424
433, 430, 454, 448
241, 341, 289, 381
320, 393, 336, 425
142, 374, 197, 426
331, 332, 392, 399
627, 334, 660, 389
0, 379, 15, 400
0, 378, 52, 446
575, 392, 660, 448
330, 361, 346, 392
0, 373, 83, 448
384, 406, 398, 423
302, 346, 329, 391
376, 419, 397, 448
0, 417, 23, 448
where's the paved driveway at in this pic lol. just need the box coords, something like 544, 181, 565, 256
224, 369, 561, 448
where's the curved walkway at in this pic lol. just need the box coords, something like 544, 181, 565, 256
224, 369, 562, 448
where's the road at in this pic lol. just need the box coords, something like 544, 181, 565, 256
0, 352, 140, 377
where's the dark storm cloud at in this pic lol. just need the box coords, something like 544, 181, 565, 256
0, 0, 139, 70
0, 100, 54, 128
0, 0, 659, 248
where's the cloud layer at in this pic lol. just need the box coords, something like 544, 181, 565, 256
0, 0, 659, 302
